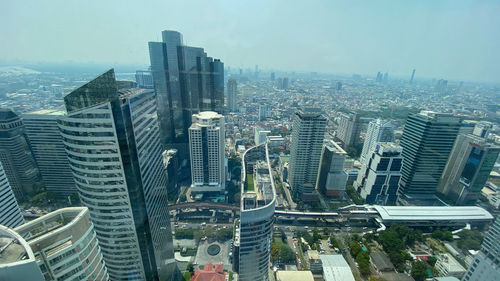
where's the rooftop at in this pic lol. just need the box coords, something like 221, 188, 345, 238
372, 205, 493, 221
319, 254, 355, 281
276, 270, 314, 281
25, 109, 66, 116
0, 225, 33, 266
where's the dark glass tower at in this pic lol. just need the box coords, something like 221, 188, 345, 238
148, 30, 224, 174
397, 111, 461, 205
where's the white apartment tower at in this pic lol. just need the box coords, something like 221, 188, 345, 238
189, 111, 226, 193
359, 119, 394, 164
0, 160, 24, 228
289, 108, 327, 199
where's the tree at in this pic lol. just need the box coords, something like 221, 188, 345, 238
313, 228, 322, 243
356, 252, 371, 276
279, 244, 295, 263
271, 243, 280, 262
411, 261, 428, 281
187, 262, 194, 273
427, 256, 437, 267
350, 241, 362, 257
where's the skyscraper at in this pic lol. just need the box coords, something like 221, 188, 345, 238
60, 69, 176, 281
14, 207, 109, 281
316, 140, 348, 198
0, 108, 42, 199
437, 134, 500, 205
410, 69, 416, 84
148, 30, 224, 172
23, 110, 77, 198
462, 216, 500, 281
238, 144, 275, 281
258, 104, 271, 121
189, 111, 226, 194
227, 79, 237, 112
135, 70, 154, 89
397, 111, 461, 205
359, 119, 394, 164
0, 160, 24, 228
356, 143, 402, 205
336, 111, 363, 148
289, 108, 327, 200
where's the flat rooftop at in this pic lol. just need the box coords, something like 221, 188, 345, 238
0, 236, 27, 265
372, 205, 493, 221
25, 109, 66, 115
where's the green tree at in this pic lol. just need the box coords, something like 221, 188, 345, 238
271, 243, 280, 262
411, 261, 428, 281
427, 256, 437, 267
279, 244, 296, 263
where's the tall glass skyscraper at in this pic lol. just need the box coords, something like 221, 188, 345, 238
148, 30, 224, 175
0, 160, 24, 228
397, 111, 461, 205
0, 108, 42, 200
60, 69, 176, 281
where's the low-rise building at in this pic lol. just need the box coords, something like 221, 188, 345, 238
435, 253, 466, 279
191, 263, 225, 281
319, 254, 355, 281
370, 252, 395, 272
306, 250, 322, 274
276, 270, 314, 281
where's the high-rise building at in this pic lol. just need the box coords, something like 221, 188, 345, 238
60, 69, 176, 281
460, 120, 477, 135
0, 108, 42, 199
0, 160, 24, 228
162, 149, 180, 201
270, 72, 275, 81
289, 108, 327, 199
410, 69, 416, 84
189, 111, 226, 193
397, 111, 461, 205
438, 134, 500, 205
227, 79, 237, 112
316, 140, 348, 198
258, 104, 271, 121
148, 30, 224, 171
336, 111, 363, 148
0, 225, 44, 281
254, 127, 270, 146
135, 70, 154, 89
359, 119, 394, 164
462, 216, 500, 281
238, 144, 275, 281
14, 207, 108, 281
356, 143, 402, 205
22, 110, 77, 198
473, 121, 493, 138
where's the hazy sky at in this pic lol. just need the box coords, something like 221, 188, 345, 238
2, 0, 500, 82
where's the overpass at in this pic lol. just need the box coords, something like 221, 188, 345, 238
169, 202, 240, 211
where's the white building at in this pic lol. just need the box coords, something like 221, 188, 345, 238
238, 144, 276, 281
254, 127, 271, 146
0, 160, 24, 228
14, 207, 108, 281
316, 141, 348, 198
267, 135, 285, 147
319, 254, 355, 281
23, 110, 77, 198
356, 143, 402, 205
359, 119, 394, 164
435, 253, 466, 279
0, 225, 44, 281
289, 108, 327, 199
189, 111, 226, 193
462, 215, 500, 281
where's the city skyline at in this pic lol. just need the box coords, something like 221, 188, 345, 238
1, 0, 500, 83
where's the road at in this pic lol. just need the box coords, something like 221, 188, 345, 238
282, 183, 297, 209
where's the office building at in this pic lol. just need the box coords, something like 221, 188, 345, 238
258, 104, 271, 121
227, 79, 237, 112
23, 110, 77, 198
410, 69, 416, 84
336, 112, 363, 148
135, 70, 154, 89
473, 122, 492, 138
462, 216, 500, 281
359, 119, 394, 164
289, 108, 327, 199
459, 120, 476, 135
0, 108, 42, 199
14, 207, 108, 281
189, 111, 226, 193
254, 127, 271, 146
438, 134, 500, 205
356, 143, 402, 205
162, 149, 180, 200
398, 111, 461, 205
238, 144, 275, 281
0, 161, 24, 228
0, 225, 44, 281
316, 141, 348, 198
60, 69, 176, 281
148, 30, 224, 170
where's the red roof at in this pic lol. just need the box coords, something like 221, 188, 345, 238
191, 263, 225, 281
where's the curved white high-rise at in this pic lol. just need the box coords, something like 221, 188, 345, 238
238, 143, 276, 281
0, 160, 24, 228
60, 69, 176, 281
14, 207, 108, 281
